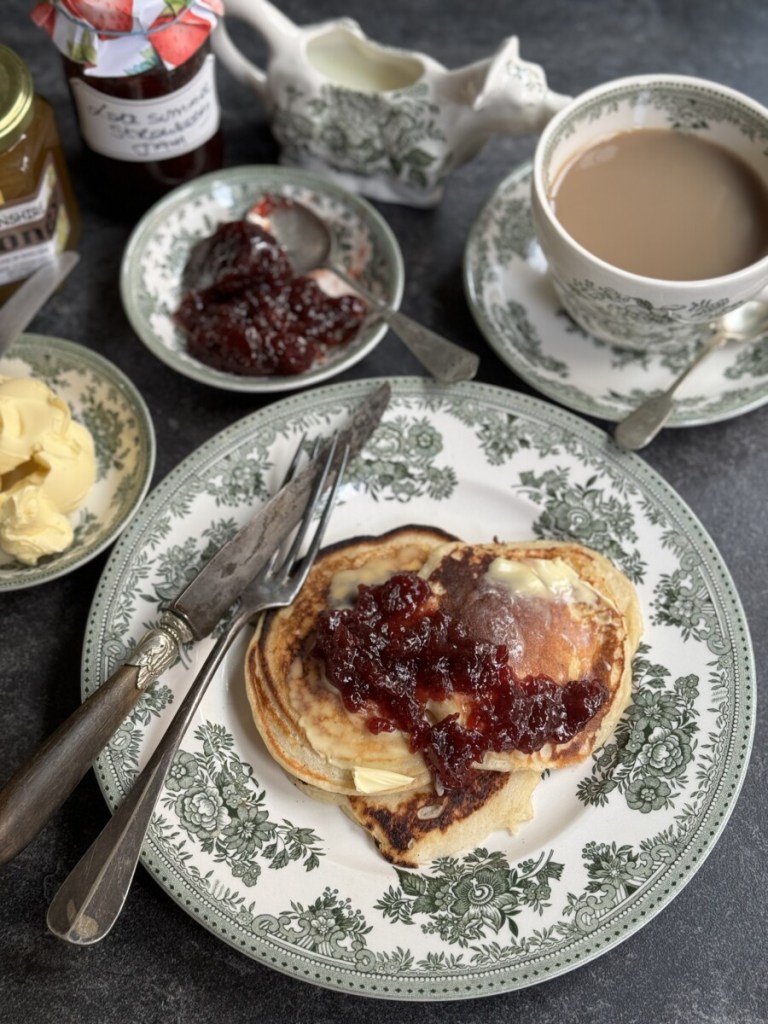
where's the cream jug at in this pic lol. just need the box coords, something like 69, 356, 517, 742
213, 0, 569, 206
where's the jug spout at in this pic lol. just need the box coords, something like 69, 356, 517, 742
433, 37, 570, 173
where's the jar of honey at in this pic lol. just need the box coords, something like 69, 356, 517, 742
32, 0, 224, 210
0, 45, 81, 303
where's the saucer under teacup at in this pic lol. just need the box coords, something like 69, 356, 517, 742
464, 161, 768, 427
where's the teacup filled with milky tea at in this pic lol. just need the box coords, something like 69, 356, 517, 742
531, 75, 768, 350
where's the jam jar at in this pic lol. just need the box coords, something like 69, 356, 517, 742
32, 0, 224, 209
0, 45, 81, 303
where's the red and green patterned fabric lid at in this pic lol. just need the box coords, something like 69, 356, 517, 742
31, 0, 222, 75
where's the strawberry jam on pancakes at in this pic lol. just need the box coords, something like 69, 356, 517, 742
313, 571, 608, 790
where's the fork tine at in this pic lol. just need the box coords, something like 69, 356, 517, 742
287, 440, 349, 593
277, 431, 340, 576
281, 432, 308, 485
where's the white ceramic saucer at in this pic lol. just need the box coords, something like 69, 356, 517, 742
463, 161, 768, 426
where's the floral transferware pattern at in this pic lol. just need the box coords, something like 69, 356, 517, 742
273, 83, 447, 193
0, 334, 154, 591
577, 644, 698, 813
162, 722, 323, 885
464, 162, 768, 425
85, 379, 754, 999
539, 82, 768, 169
120, 165, 404, 393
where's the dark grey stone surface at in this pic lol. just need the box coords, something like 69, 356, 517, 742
1, 0, 766, 1020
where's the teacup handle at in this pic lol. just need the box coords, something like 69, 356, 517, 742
212, 0, 300, 100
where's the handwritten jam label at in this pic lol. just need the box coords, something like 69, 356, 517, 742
69, 54, 220, 163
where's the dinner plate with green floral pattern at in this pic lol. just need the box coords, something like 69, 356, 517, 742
120, 165, 403, 393
0, 334, 155, 591
464, 161, 768, 426
83, 378, 754, 999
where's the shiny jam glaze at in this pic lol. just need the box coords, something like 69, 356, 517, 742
314, 572, 608, 789
175, 219, 366, 376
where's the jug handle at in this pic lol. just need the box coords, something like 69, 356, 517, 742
212, 19, 267, 98
212, 0, 301, 99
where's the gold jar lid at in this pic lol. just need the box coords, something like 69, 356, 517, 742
0, 45, 35, 152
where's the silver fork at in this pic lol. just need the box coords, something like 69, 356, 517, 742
47, 435, 348, 946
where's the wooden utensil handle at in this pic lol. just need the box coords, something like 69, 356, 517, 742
0, 663, 144, 866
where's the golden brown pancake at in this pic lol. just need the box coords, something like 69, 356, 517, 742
418, 539, 643, 773
245, 526, 457, 796
291, 769, 541, 868
244, 528, 642, 862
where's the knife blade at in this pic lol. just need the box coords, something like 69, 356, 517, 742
0, 382, 390, 866
0, 251, 80, 357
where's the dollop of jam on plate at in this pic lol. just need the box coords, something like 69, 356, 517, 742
314, 571, 608, 790
174, 219, 366, 376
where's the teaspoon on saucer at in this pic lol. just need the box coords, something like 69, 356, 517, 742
614, 300, 768, 450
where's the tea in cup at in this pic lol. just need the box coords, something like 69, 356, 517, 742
531, 74, 768, 349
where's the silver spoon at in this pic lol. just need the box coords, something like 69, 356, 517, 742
614, 300, 768, 450
259, 198, 480, 384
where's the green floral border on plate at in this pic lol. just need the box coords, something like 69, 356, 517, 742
83, 379, 754, 999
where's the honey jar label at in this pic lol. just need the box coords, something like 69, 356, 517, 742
0, 156, 70, 286
69, 53, 220, 163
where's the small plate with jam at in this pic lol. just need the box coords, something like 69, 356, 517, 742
120, 165, 404, 392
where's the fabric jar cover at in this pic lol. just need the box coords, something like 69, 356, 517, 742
31, 0, 223, 76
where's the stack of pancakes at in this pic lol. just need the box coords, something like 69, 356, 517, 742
245, 526, 643, 867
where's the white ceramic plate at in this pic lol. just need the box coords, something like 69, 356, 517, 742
84, 379, 754, 999
464, 162, 768, 425
0, 334, 155, 591
120, 165, 404, 392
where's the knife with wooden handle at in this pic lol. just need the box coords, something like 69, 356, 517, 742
0, 382, 389, 866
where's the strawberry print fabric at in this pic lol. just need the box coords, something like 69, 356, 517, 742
31, 0, 222, 75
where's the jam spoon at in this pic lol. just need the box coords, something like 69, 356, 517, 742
256, 197, 479, 384
614, 300, 768, 450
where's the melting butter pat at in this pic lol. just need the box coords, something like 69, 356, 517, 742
0, 376, 96, 565
486, 556, 602, 604
329, 557, 400, 607
353, 767, 415, 794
